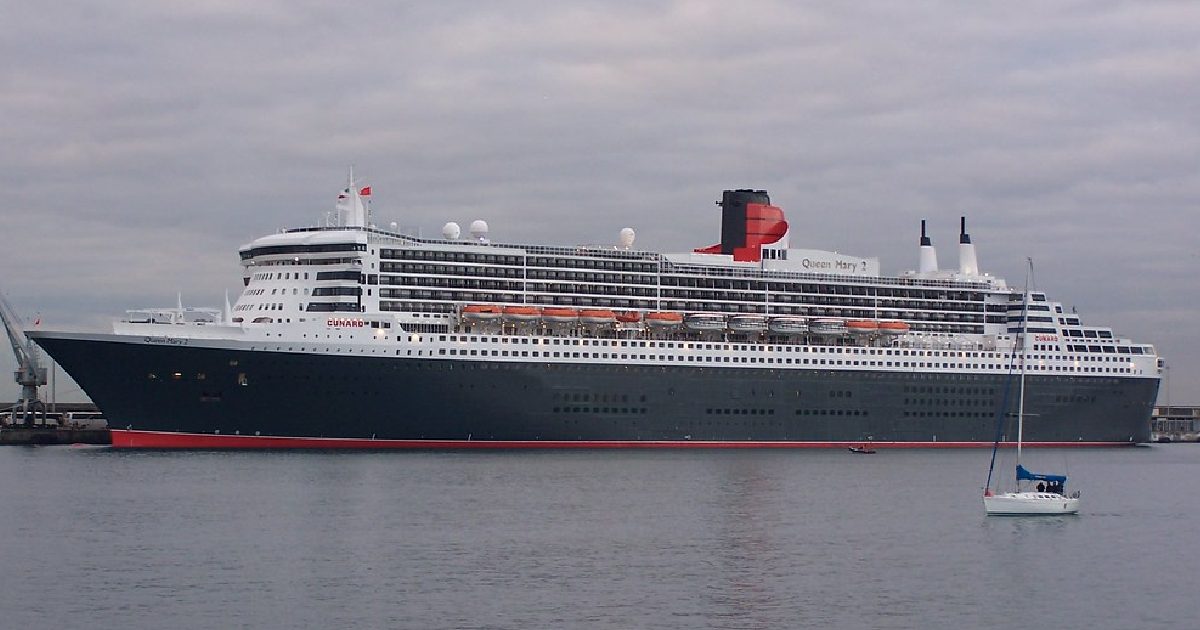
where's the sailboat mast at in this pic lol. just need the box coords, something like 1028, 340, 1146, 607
1016, 257, 1032, 469
1017, 336, 1026, 465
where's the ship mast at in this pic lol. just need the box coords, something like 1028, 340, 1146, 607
335, 167, 368, 228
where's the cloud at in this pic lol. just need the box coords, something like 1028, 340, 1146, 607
1, 0, 1198, 401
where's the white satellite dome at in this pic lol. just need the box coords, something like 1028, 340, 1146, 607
469, 220, 489, 241
442, 222, 461, 240
389, 221, 398, 232
619, 227, 636, 249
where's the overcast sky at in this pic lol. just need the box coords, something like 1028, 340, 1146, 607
2, 0, 1197, 404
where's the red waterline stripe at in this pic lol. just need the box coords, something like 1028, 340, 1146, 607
108, 430, 1135, 450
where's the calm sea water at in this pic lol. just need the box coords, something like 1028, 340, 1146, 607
1, 444, 1197, 629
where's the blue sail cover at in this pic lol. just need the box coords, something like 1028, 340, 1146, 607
1016, 464, 1067, 483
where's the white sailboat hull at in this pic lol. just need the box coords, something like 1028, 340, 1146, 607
984, 492, 1080, 515
983, 280, 1085, 517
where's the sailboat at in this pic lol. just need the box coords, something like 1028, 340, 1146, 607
983, 262, 1080, 516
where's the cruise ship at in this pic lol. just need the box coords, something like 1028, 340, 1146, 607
29, 180, 1162, 448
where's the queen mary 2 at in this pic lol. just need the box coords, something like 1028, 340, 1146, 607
29, 179, 1162, 448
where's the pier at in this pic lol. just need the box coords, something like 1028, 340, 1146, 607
1151, 405, 1200, 442
1, 402, 110, 445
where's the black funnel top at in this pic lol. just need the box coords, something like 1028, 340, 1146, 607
718, 189, 771, 256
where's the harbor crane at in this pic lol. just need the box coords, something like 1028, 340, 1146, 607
0, 292, 47, 425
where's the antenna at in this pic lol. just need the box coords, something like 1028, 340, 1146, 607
619, 228, 636, 250
469, 220, 489, 243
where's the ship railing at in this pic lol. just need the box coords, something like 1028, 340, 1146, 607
123, 307, 222, 325
283, 226, 997, 291
661, 262, 996, 290
448, 319, 1000, 350
285, 226, 662, 261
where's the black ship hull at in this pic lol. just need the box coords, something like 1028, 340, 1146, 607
31, 332, 1157, 448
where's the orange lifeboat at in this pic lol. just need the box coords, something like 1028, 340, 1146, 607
462, 304, 502, 321
877, 320, 911, 335
846, 319, 879, 335
541, 307, 580, 323
579, 309, 617, 324
614, 311, 642, 323
502, 305, 541, 322
645, 311, 683, 327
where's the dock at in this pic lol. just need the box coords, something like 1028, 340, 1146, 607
0, 425, 111, 445
1151, 405, 1200, 443
1, 402, 111, 445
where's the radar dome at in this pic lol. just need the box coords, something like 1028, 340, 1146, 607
442, 222, 461, 240
619, 227, 636, 249
389, 221, 398, 232
469, 220, 489, 240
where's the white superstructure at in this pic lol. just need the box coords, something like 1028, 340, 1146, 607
96, 182, 1162, 386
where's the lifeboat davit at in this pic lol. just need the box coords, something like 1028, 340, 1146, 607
541, 307, 580, 323
502, 305, 541, 322
685, 313, 726, 331
728, 314, 768, 333
614, 311, 642, 323
579, 309, 617, 325
809, 318, 846, 336
645, 311, 683, 327
878, 320, 911, 335
846, 319, 880, 335
768, 316, 808, 335
462, 304, 502, 321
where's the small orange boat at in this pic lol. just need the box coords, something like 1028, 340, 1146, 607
614, 311, 642, 323
502, 305, 541, 322
644, 311, 683, 327
877, 320, 911, 335
846, 319, 879, 334
462, 304, 502, 320
579, 309, 617, 324
541, 307, 580, 322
